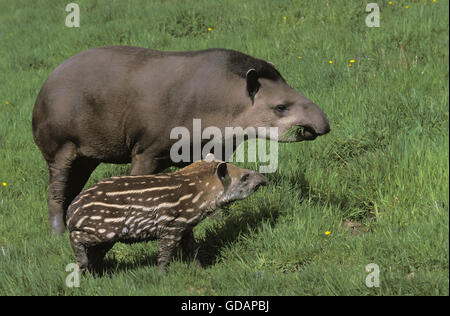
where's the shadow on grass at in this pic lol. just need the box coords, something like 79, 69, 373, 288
197, 201, 280, 267
94, 201, 280, 275
99, 253, 159, 276
269, 164, 374, 220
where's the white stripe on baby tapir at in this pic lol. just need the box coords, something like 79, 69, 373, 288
80, 201, 152, 212
104, 184, 182, 196
125, 216, 135, 225
98, 228, 106, 234
104, 217, 126, 223
90, 216, 103, 220
106, 232, 116, 238
155, 215, 175, 224
192, 191, 204, 203
75, 216, 89, 227
154, 193, 193, 209
136, 218, 153, 226
98, 180, 115, 184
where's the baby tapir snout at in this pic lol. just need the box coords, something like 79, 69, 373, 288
218, 164, 269, 204
66, 155, 269, 274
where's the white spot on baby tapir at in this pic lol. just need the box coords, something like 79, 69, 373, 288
138, 198, 143, 202
205, 182, 209, 187
188, 182, 196, 186
98, 229, 106, 234
96, 191, 103, 195
124, 183, 129, 186
106, 232, 116, 238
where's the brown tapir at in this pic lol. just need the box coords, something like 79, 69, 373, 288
32, 46, 330, 235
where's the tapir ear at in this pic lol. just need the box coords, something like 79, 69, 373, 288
246, 69, 260, 104
216, 162, 231, 191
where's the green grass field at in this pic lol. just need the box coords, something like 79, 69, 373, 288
0, 0, 448, 295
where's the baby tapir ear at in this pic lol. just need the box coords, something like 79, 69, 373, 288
216, 162, 231, 191
246, 69, 260, 104
205, 153, 215, 162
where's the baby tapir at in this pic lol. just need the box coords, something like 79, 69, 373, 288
66, 155, 268, 273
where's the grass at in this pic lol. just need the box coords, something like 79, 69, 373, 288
0, 0, 448, 295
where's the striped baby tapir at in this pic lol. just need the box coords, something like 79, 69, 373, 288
66, 154, 269, 273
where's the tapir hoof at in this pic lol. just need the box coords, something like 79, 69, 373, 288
49, 213, 66, 235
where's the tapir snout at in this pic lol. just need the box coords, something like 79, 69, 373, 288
294, 102, 331, 141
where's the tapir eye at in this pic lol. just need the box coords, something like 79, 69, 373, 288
274, 104, 288, 113
241, 174, 250, 182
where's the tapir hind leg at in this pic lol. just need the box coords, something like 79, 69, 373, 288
47, 143, 98, 235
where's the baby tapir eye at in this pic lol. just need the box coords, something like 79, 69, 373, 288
241, 173, 250, 182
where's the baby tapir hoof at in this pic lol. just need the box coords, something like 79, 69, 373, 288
66, 154, 269, 273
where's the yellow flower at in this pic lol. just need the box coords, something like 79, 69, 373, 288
324, 231, 331, 236
329, 60, 333, 64
405, 5, 409, 8
348, 63, 352, 67
297, 56, 302, 59
1, 182, 6, 187
388, 1, 392, 4
283, 16, 287, 20
207, 27, 212, 31
349, 59, 355, 63
5, 101, 9, 105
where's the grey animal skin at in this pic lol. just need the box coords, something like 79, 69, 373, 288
66, 156, 269, 273
32, 46, 330, 235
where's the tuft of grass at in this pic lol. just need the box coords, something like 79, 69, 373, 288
282, 125, 305, 140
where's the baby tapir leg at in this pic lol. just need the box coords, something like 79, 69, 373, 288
70, 231, 113, 274
180, 230, 201, 268
158, 234, 183, 272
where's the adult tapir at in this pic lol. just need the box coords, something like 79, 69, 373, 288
32, 46, 330, 235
